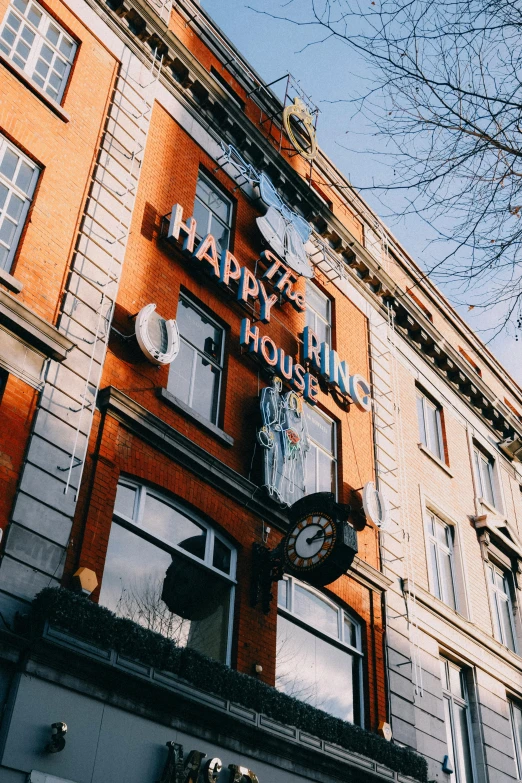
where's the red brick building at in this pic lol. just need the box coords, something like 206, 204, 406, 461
0, 0, 427, 781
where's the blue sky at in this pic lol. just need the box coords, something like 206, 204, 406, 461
201, 0, 522, 387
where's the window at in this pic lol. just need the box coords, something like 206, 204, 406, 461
193, 172, 232, 255
510, 700, 522, 779
304, 403, 337, 497
305, 281, 331, 346
440, 657, 475, 783
277, 576, 363, 723
0, 0, 76, 102
99, 480, 236, 664
487, 562, 516, 652
416, 388, 444, 461
473, 446, 496, 507
0, 135, 39, 272
167, 295, 225, 425
427, 513, 457, 610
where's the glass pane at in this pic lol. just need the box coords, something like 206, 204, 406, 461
512, 703, 522, 777
193, 198, 210, 237
6, 193, 23, 221
0, 245, 9, 269
500, 596, 516, 651
99, 524, 230, 662
212, 537, 231, 574
448, 664, 463, 698
143, 494, 207, 558
196, 177, 229, 222
40, 42, 53, 62
49, 70, 61, 89
276, 615, 356, 721
317, 448, 334, 493
491, 593, 503, 641
32, 73, 44, 87
59, 36, 73, 57
0, 40, 11, 55
46, 85, 58, 100
307, 283, 330, 322
7, 12, 21, 31
15, 39, 30, 59
305, 444, 317, 495
416, 394, 426, 446
454, 703, 474, 783
54, 56, 65, 75
294, 584, 339, 638
0, 183, 8, 210
440, 550, 457, 610
27, 5, 42, 26
305, 404, 334, 453
0, 217, 16, 245
21, 25, 34, 43
440, 658, 448, 690
344, 614, 357, 648
427, 403, 442, 459
114, 483, 136, 519
192, 356, 220, 423
15, 160, 33, 193
168, 340, 193, 405
46, 23, 59, 45
443, 697, 456, 782
176, 298, 222, 359
429, 541, 441, 599
474, 450, 483, 497
278, 578, 289, 609
1, 27, 16, 47
0, 148, 18, 181
480, 456, 495, 505
13, 0, 28, 12
210, 214, 229, 254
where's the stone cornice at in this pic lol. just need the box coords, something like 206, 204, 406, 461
0, 290, 74, 361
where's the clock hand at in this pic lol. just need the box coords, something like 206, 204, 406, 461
306, 530, 325, 545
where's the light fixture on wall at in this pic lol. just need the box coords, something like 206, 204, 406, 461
499, 435, 522, 462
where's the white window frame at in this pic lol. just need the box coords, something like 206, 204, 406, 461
277, 575, 364, 725
104, 479, 237, 665
304, 402, 337, 499
473, 444, 498, 509
440, 657, 477, 783
305, 281, 332, 345
487, 561, 517, 652
168, 294, 225, 425
510, 699, 522, 779
416, 388, 445, 461
194, 171, 232, 251
426, 512, 458, 611
0, 133, 39, 273
0, 0, 76, 103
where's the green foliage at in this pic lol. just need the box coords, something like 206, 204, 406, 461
32, 588, 428, 782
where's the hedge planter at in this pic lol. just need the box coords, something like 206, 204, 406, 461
31, 588, 428, 783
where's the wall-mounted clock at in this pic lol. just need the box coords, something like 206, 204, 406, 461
283, 492, 358, 587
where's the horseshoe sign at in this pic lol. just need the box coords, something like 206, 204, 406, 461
283, 97, 318, 161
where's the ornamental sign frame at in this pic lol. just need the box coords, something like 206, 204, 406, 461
282, 97, 318, 161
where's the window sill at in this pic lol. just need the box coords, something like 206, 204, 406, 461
478, 496, 503, 517
417, 442, 453, 476
0, 268, 23, 294
0, 52, 70, 123
157, 387, 234, 448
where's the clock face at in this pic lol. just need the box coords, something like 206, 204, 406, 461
284, 514, 336, 571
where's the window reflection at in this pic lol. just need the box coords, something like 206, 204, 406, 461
276, 577, 362, 724
99, 482, 235, 664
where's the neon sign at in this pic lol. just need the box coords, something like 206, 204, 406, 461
257, 377, 309, 505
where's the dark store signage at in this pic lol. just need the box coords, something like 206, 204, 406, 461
160, 742, 259, 783
282, 491, 358, 587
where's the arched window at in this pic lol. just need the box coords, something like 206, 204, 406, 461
276, 576, 363, 724
99, 480, 236, 664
